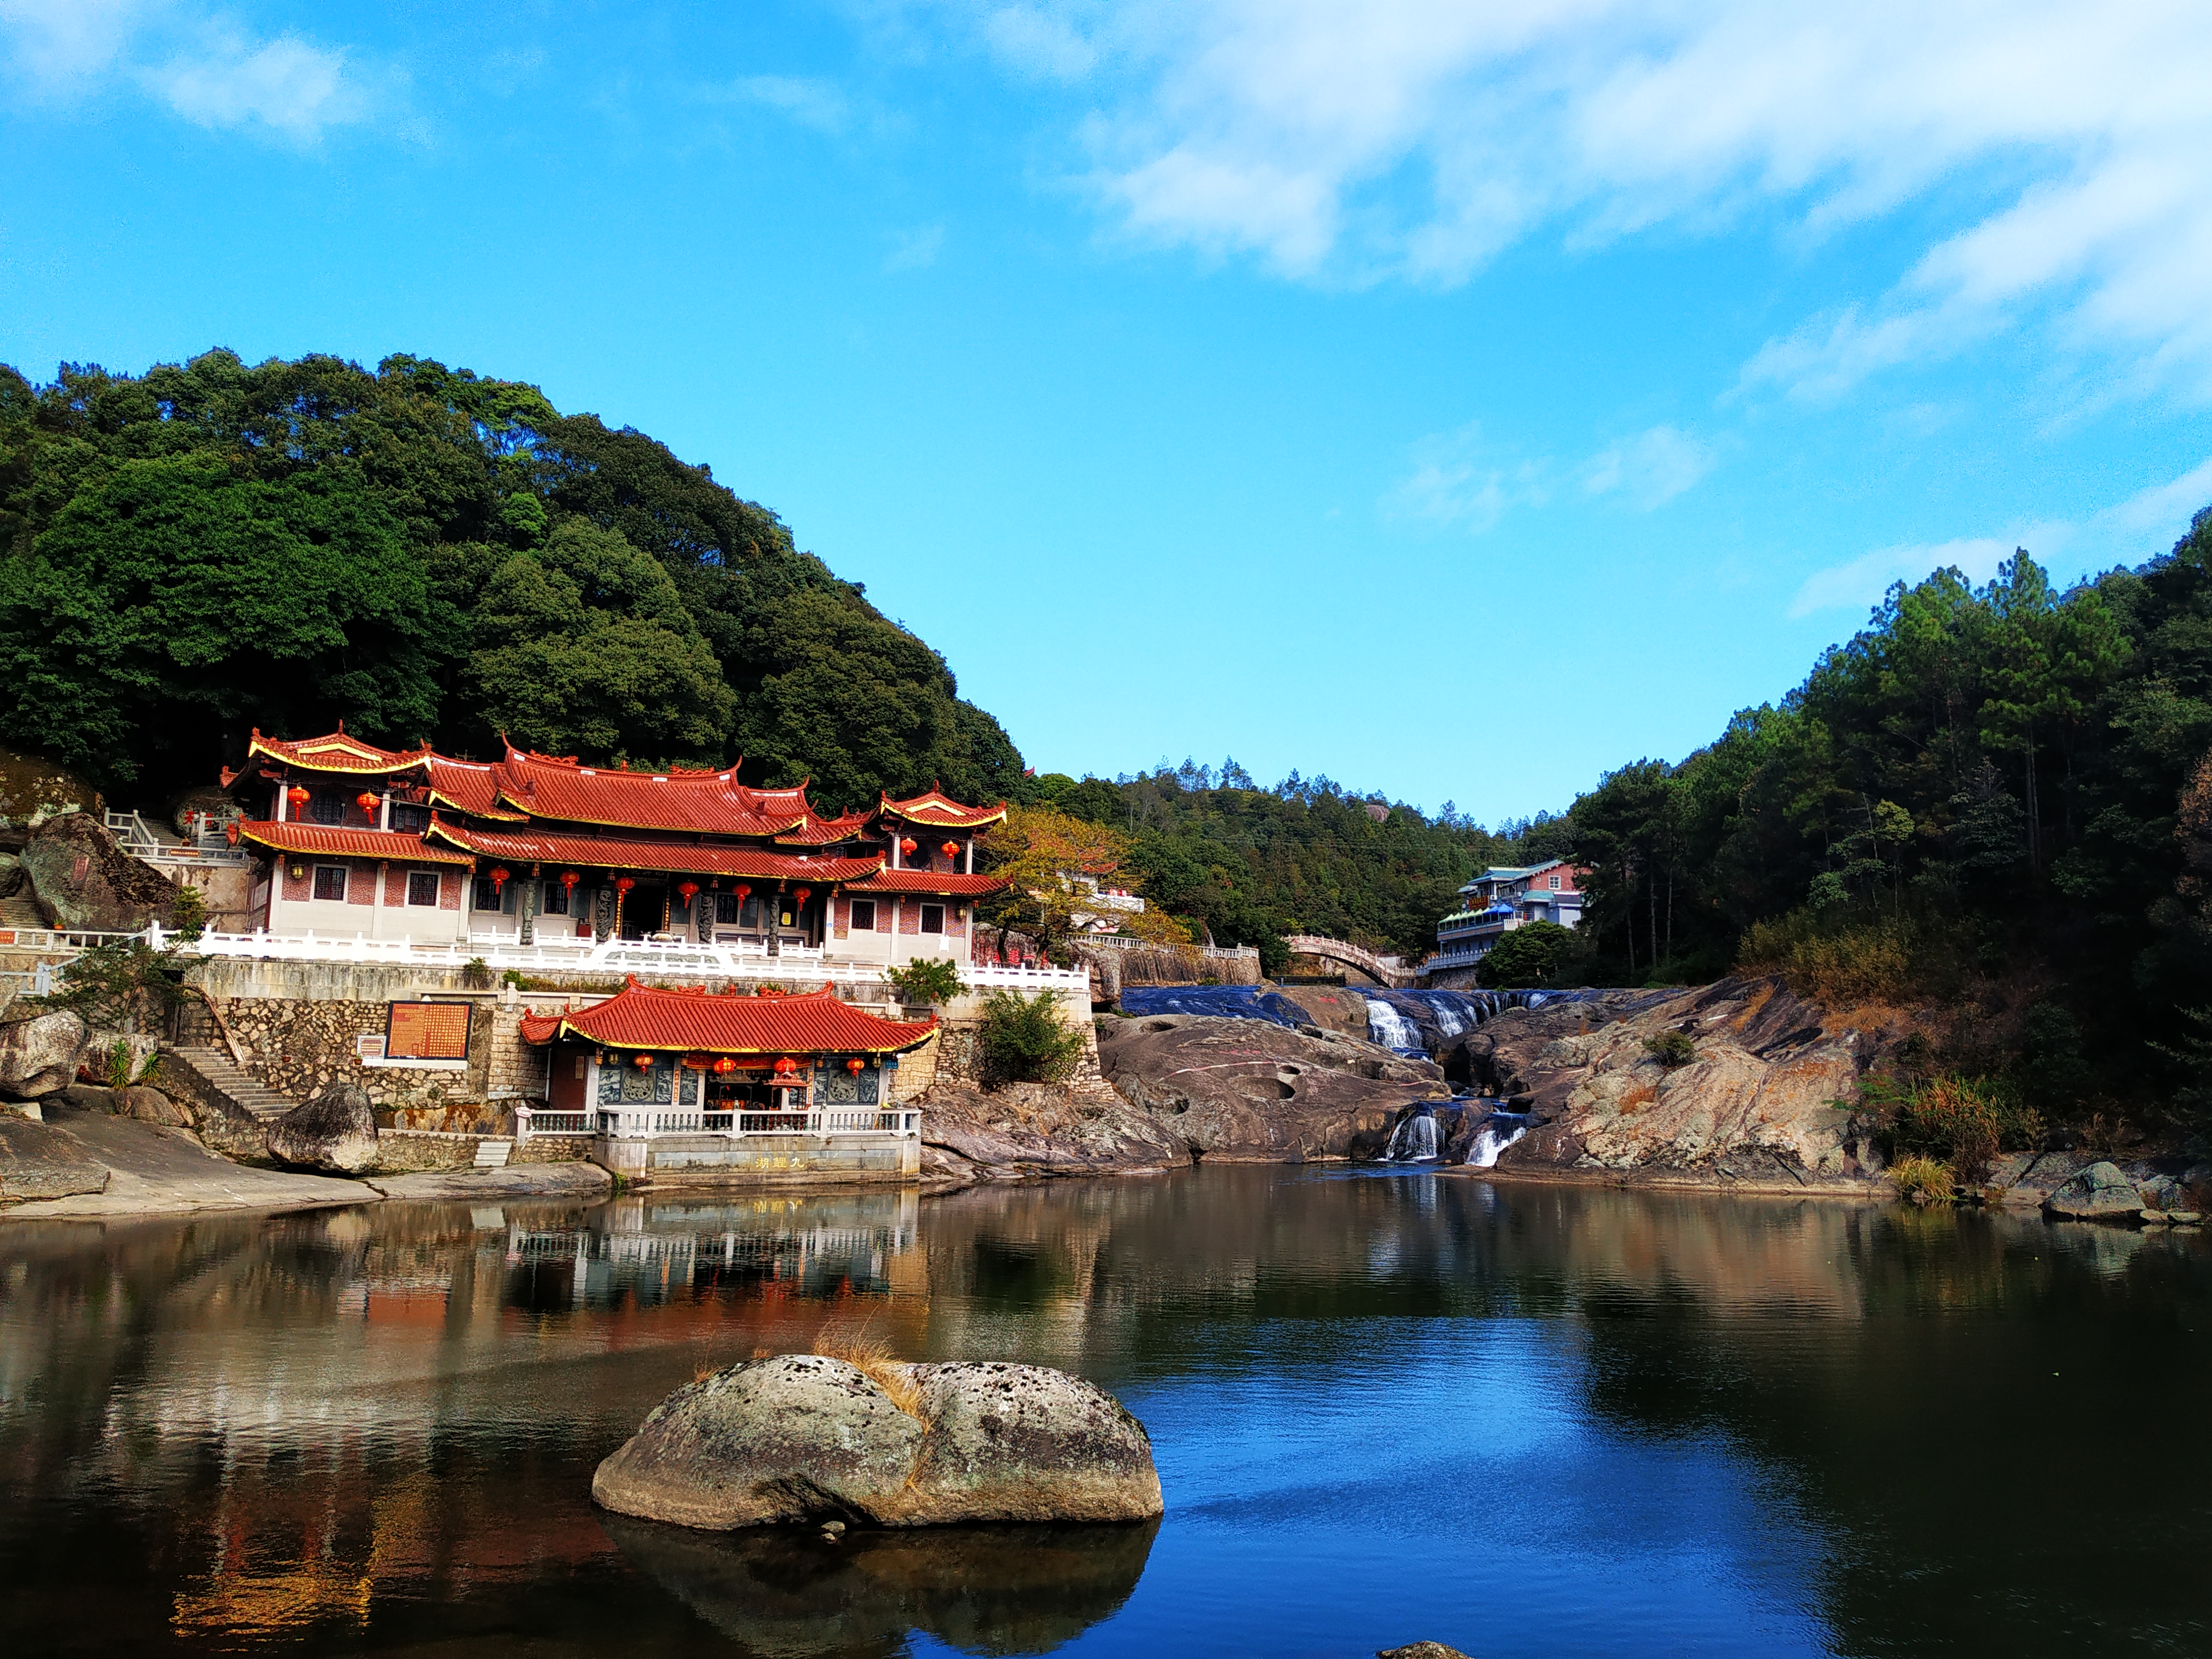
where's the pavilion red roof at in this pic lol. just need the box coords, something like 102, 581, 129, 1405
775, 808, 877, 847
847, 869, 1006, 897
247, 727, 418, 776
426, 821, 881, 884
878, 787, 1008, 830
233, 822, 475, 866
418, 755, 526, 820
518, 980, 938, 1056
487, 747, 807, 836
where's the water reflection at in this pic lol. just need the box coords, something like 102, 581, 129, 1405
1, 1173, 2208, 1657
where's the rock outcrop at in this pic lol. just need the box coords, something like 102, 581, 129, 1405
593, 1354, 1163, 1531
919, 1077, 1194, 1189
0, 1007, 91, 1099
1473, 977, 1891, 1189
0, 1112, 109, 1201
14, 810, 181, 932
265, 1084, 378, 1174
1097, 1014, 1446, 1161
2043, 1160, 2144, 1222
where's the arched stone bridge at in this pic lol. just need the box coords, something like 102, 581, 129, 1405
1281, 935, 1417, 988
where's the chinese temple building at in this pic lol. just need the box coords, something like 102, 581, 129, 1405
518, 978, 937, 1177
217, 726, 1007, 968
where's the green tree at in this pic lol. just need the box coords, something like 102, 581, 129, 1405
1478, 920, 1580, 988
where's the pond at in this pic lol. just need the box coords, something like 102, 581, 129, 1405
2, 1168, 2208, 1657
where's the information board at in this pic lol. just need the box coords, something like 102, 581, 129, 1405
385, 1001, 472, 1061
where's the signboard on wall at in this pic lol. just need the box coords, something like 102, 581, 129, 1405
385, 1001, 472, 1061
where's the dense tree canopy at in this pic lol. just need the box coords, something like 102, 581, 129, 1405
0, 349, 1026, 807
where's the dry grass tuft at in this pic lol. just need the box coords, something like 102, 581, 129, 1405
1889, 1154, 1955, 1205
812, 1327, 926, 1420
1618, 1082, 1657, 1114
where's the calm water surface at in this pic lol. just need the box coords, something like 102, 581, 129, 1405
3, 1167, 2208, 1657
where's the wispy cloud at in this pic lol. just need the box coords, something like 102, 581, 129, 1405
885, 222, 947, 270
1385, 420, 1714, 531
949, 1, 2212, 399
0, 0, 385, 142
1788, 453, 2212, 617
727, 73, 852, 135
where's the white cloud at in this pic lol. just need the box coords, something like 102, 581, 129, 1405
142, 34, 365, 140
885, 222, 947, 269
1385, 419, 1714, 530
1788, 452, 2212, 616
1582, 425, 1715, 509
0, 2, 381, 142
950, 1, 2212, 395
728, 74, 852, 135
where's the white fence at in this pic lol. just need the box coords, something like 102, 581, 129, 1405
103, 810, 252, 869
524, 1104, 922, 1142
44, 921, 1089, 993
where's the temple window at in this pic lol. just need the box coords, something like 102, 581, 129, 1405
405, 871, 440, 906
472, 877, 503, 911
391, 804, 429, 831
308, 792, 345, 825
716, 893, 740, 924
920, 903, 945, 933
311, 866, 348, 901
543, 880, 570, 916
849, 899, 877, 931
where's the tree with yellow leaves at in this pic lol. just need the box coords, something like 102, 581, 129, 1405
977, 804, 1191, 966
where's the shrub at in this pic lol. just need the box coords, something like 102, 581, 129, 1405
1890, 1155, 1956, 1204
1874, 1072, 2041, 1185
885, 957, 962, 1005
1477, 920, 1580, 989
1737, 910, 1938, 1005
105, 1040, 135, 1090
168, 883, 206, 942
1644, 1031, 1696, 1067
978, 989, 1087, 1086
461, 957, 492, 989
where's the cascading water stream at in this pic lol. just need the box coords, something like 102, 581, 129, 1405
1466, 1115, 1528, 1167
1363, 999, 1427, 1056
1381, 1110, 1442, 1162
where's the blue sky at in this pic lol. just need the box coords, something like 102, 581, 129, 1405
5, 2, 2212, 824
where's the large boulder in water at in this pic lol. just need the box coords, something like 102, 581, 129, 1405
265, 1083, 377, 1173
0, 1006, 90, 1099
2043, 1161, 2144, 1223
593, 1354, 1162, 1530
1097, 1013, 1445, 1161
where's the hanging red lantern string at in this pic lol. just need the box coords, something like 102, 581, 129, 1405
286, 786, 310, 812
677, 880, 700, 903
899, 838, 918, 857
941, 841, 958, 861
560, 870, 580, 891
489, 866, 511, 893
632, 1053, 654, 1071
772, 1056, 797, 1078
846, 1057, 864, 1074
711, 1056, 738, 1075
614, 876, 635, 894
357, 792, 380, 817
792, 886, 811, 904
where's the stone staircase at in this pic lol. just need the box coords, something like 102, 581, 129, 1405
473, 1138, 514, 1169
0, 896, 46, 931
165, 1045, 299, 1123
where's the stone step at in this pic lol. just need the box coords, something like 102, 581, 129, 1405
473, 1138, 513, 1169
0, 897, 46, 929
166, 1046, 301, 1121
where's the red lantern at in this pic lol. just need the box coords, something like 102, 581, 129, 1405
899, 838, 918, 857
560, 870, 580, 890
712, 1057, 738, 1075
734, 884, 751, 902
632, 1053, 654, 1071
489, 865, 510, 893
793, 886, 811, 904
286, 786, 310, 812
772, 1056, 797, 1077
678, 880, 700, 902
614, 876, 635, 894
357, 792, 380, 817
846, 1057, 864, 1074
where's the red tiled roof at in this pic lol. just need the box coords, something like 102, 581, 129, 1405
519, 980, 938, 1056
247, 727, 418, 775
878, 787, 1006, 830
426, 821, 882, 884
775, 808, 876, 847
419, 755, 527, 820
846, 869, 1007, 897
489, 747, 806, 836
233, 821, 475, 865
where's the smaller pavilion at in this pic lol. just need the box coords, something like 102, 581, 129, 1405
519, 979, 939, 1128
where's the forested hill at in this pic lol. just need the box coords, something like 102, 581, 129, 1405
0, 351, 1025, 810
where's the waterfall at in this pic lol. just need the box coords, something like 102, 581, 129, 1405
1383, 1109, 1442, 1162
1465, 1116, 1528, 1168
1364, 998, 1426, 1054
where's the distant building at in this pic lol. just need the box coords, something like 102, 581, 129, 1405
1432, 859, 1587, 969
